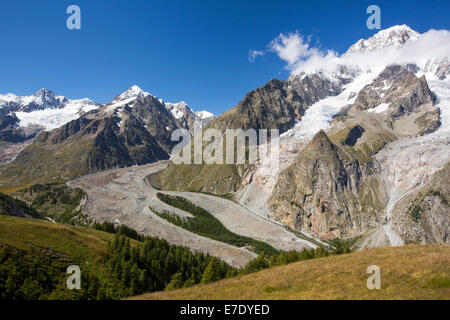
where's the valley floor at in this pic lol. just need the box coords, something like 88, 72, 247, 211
130, 244, 450, 300
67, 161, 316, 268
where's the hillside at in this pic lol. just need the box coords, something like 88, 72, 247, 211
0, 215, 233, 300
131, 244, 450, 300
0, 215, 116, 299
154, 71, 352, 194
153, 27, 450, 250
0, 192, 42, 219
0, 86, 215, 184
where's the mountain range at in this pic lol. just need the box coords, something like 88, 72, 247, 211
0, 85, 214, 173
0, 25, 449, 252
153, 25, 450, 247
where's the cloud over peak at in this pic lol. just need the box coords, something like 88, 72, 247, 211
250, 25, 450, 78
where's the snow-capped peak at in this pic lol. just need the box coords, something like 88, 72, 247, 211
195, 110, 215, 120
0, 88, 100, 131
0, 88, 68, 111
113, 85, 151, 102
164, 100, 215, 127
165, 101, 195, 120
346, 25, 420, 54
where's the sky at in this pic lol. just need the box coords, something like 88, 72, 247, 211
0, 0, 449, 115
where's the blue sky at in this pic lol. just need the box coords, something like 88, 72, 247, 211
0, 0, 448, 115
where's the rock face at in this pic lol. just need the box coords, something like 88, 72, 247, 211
195, 111, 215, 127
390, 163, 450, 244
165, 102, 215, 134
353, 65, 435, 114
423, 57, 450, 80
156, 72, 350, 194
0, 114, 39, 143
350, 64, 439, 138
165, 101, 198, 133
210, 74, 346, 134
267, 63, 444, 240
267, 130, 385, 239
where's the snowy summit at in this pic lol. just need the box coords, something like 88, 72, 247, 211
346, 25, 420, 54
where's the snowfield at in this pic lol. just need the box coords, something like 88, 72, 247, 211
16, 100, 98, 131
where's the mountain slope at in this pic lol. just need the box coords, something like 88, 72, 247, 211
268, 129, 386, 239
0, 88, 175, 184
154, 25, 450, 249
208, 73, 349, 133
346, 25, 420, 54
390, 162, 450, 244
131, 244, 450, 300
154, 71, 352, 193
0, 88, 99, 132
0, 85, 218, 184
267, 64, 441, 240
0, 215, 121, 299
164, 101, 215, 133
0, 215, 238, 300
0, 192, 42, 219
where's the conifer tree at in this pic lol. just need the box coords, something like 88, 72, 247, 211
201, 258, 224, 284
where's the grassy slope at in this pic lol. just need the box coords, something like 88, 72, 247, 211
0, 193, 42, 219
131, 244, 450, 300
0, 215, 114, 257
0, 135, 94, 185
12, 183, 87, 224
0, 215, 143, 299
0, 185, 30, 195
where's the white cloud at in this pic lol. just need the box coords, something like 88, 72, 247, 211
253, 28, 450, 77
248, 49, 264, 62
266, 32, 338, 74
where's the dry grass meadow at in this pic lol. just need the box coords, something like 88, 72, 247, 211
130, 244, 450, 300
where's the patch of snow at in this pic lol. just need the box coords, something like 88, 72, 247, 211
282, 66, 382, 143
165, 101, 195, 120
16, 99, 99, 131
195, 110, 215, 120
112, 85, 151, 103
195, 110, 215, 127
368, 103, 390, 113
105, 97, 136, 113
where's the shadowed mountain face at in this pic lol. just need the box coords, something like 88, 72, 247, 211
0, 85, 216, 180
155, 72, 352, 193
209, 73, 348, 134
0, 95, 176, 184
268, 129, 384, 239
0, 114, 37, 143
268, 64, 445, 241
0, 192, 42, 219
